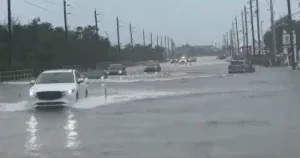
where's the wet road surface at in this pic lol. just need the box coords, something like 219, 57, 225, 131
1, 57, 300, 158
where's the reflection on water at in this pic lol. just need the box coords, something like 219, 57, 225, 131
64, 110, 80, 151
24, 115, 42, 157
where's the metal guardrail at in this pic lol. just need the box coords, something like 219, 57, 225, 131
0, 69, 33, 82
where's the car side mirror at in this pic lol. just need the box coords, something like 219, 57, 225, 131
77, 78, 84, 84
84, 78, 89, 84
30, 80, 35, 85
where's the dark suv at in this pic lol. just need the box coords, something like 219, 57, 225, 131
104, 64, 127, 77
228, 60, 255, 74
144, 62, 161, 72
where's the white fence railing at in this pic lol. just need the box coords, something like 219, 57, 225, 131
0, 69, 33, 82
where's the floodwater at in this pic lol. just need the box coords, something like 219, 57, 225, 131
0, 56, 300, 158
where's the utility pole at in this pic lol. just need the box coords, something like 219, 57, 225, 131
156, 34, 159, 46
171, 39, 174, 56
223, 34, 227, 55
226, 32, 229, 56
232, 22, 236, 58
269, 0, 277, 63
260, 21, 263, 42
250, 0, 256, 56
129, 23, 133, 47
164, 36, 167, 59
242, 11, 246, 57
256, 0, 261, 55
64, 0, 68, 53
63, 0, 68, 43
160, 37, 163, 47
261, 21, 264, 54
116, 17, 121, 52
7, 0, 12, 68
244, 6, 249, 58
150, 32, 153, 47
94, 9, 99, 39
287, 0, 295, 70
230, 29, 234, 58
143, 29, 145, 46
235, 16, 240, 57
164, 36, 167, 50
167, 37, 170, 54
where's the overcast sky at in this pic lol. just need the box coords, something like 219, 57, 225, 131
0, 0, 300, 46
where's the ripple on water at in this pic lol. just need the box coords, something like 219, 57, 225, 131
206, 120, 271, 127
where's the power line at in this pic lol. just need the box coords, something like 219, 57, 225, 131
292, 11, 300, 17
23, 0, 173, 47
66, 0, 80, 7
24, 0, 48, 11
43, 0, 60, 5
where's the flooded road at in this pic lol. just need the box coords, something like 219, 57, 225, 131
1, 57, 300, 158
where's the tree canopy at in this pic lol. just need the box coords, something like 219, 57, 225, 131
0, 17, 166, 73
263, 15, 299, 54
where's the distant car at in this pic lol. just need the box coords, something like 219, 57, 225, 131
190, 57, 197, 62
218, 55, 226, 60
170, 59, 178, 64
104, 64, 127, 76
178, 58, 187, 64
144, 62, 161, 72
228, 60, 255, 73
28, 69, 88, 108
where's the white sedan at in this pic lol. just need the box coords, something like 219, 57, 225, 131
28, 69, 88, 108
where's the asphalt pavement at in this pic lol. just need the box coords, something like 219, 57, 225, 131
1, 56, 300, 158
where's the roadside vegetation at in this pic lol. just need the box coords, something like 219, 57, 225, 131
0, 18, 165, 73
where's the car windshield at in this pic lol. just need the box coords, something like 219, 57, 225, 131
35, 72, 74, 84
146, 62, 157, 67
108, 64, 123, 70
230, 61, 244, 65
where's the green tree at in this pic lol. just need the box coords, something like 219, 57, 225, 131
0, 17, 165, 74
263, 15, 299, 55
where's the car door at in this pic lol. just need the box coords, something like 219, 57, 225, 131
75, 71, 85, 98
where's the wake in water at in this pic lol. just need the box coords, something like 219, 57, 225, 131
1, 73, 232, 85
0, 87, 248, 112
89, 73, 232, 83
0, 100, 29, 112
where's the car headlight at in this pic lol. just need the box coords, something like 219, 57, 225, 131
63, 89, 75, 95
118, 70, 122, 74
68, 89, 76, 94
29, 90, 36, 96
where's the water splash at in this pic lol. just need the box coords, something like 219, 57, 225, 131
0, 101, 29, 112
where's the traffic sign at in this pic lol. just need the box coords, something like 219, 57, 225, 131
282, 30, 296, 46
